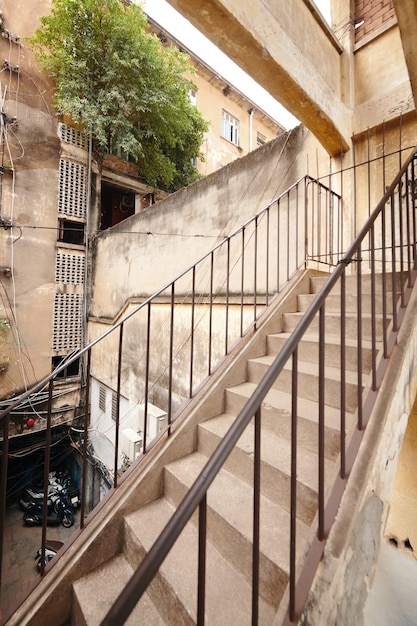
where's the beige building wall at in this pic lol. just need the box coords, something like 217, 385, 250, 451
149, 18, 285, 176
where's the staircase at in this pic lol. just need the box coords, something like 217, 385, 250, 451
69, 270, 382, 626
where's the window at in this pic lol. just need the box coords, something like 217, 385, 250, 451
188, 88, 197, 106
222, 110, 239, 145
52, 355, 80, 379
58, 219, 85, 246
257, 132, 266, 147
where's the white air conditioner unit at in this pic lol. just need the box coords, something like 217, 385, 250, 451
121, 428, 143, 462
137, 403, 168, 443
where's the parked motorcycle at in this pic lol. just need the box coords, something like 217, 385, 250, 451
23, 493, 75, 528
34, 540, 64, 572
19, 470, 80, 511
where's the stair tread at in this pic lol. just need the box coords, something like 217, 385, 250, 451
73, 555, 164, 626
125, 496, 277, 624
165, 451, 311, 564
226, 381, 353, 431
198, 413, 333, 492
268, 331, 378, 351
250, 353, 361, 384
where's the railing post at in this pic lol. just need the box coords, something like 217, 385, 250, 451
190, 266, 196, 398
168, 283, 175, 431
113, 323, 124, 489
289, 348, 298, 623
318, 306, 326, 539
252, 407, 261, 626
197, 494, 207, 625
40, 379, 54, 576
0, 410, 10, 591
80, 348, 91, 528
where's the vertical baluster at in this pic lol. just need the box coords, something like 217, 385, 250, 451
252, 407, 261, 626
143, 303, 151, 453
390, 195, 398, 332
40, 379, 54, 575
241, 227, 245, 338
340, 271, 347, 479
168, 283, 175, 429
113, 323, 123, 488
197, 494, 207, 625
289, 348, 298, 623
208, 251, 214, 375
370, 227, 377, 391
318, 306, 325, 539
265, 207, 270, 306
357, 246, 364, 431
0, 410, 10, 588
254, 216, 258, 329
80, 348, 91, 528
190, 266, 196, 398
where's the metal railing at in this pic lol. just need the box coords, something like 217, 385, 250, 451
0, 175, 340, 615
1, 143, 416, 624
100, 148, 417, 626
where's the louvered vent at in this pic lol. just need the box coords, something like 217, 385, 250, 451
52, 294, 83, 351
55, 251, 85, 284
58, 123, 87, 148
58, 159, 87, 219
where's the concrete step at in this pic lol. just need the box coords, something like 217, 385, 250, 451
248, 354, 361, 412
224, 381, 351, 461
163, 451, 311, 610
309, 272, 401, 294
282, 310, 388, 341
123, 496, 277, 625
266, 331, 376, 373
72, 555, 163, 626
297, 291, 398, 315
197, 414, 335, 525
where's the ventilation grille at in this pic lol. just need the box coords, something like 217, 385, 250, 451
55, 252, 85, 284
58, 159, 87, 219
99, 384, 106, 412
58, 123, 87, 148
52, 294, 83, 351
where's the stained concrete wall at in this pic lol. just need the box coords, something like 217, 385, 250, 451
300, 278, 417, 625
0, 0, 60, 396
88, 125, 327, 322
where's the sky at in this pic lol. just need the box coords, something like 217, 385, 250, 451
141, 0, 331, 130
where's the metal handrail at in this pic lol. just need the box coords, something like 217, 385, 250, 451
101, 147, 417, 625
0, 174, 341, 614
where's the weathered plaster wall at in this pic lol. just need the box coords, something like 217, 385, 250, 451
300, 279, 417, 625
89, 125, 326, 321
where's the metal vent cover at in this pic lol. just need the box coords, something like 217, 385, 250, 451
58, 123, 87, 148
55, 251, 85, 284
52, 293, 83, 351
58, 159, 87, 219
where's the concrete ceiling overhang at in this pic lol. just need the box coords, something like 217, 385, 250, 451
166, 0, 351, 156
393, 0, 417, 111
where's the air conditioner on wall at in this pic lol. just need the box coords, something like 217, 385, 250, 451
121, 428, 143, 462
137, 403, 168, 443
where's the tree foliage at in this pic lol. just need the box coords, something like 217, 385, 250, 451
30, 0, 209, 190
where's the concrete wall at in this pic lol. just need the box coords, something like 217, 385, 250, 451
88, 124, 324, 322
0, 0, 60, 396
184, 66, 281, 175
301, 278, 417, 624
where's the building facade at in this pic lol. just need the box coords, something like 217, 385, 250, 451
0, 0, 284, 433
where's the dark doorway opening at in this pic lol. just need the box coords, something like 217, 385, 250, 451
100, 182, 136, 230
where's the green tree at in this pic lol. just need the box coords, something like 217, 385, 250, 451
30, 0, 209, 190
